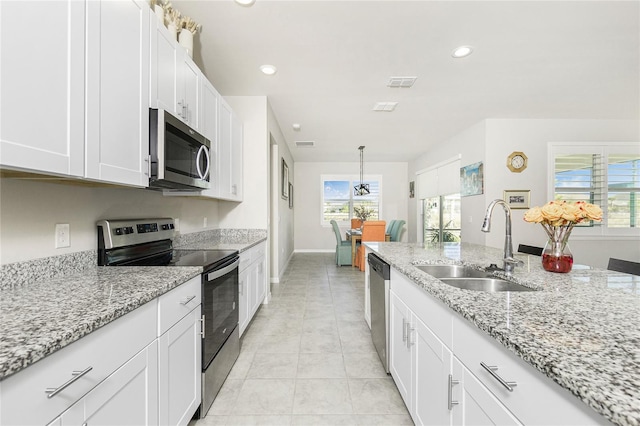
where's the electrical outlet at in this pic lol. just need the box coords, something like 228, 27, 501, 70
55, 223, 70, 248
203, 217, 208, 227
174, 218, 180, 231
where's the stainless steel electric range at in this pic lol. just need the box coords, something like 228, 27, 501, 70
97, 218, 239, 419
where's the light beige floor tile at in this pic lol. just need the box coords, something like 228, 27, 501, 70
234, 379, 296, 415
192, 415, 227, 425
257, 333, 301, 353
297, 353, 346, 378
246, 353, 299, 379
290, 414, 360, 426
225, 415, 292, 425
302, 318, 338, 334
299, 331, 342, 353
293, 379, 353, 414
264, 317, 304, 336
348, 378, 408, 415
227, 351, 255, 380
356, 414, 414, 425
337, 320, 371, 340
343, 351, 389, 378
340, 333, 377, 354
207, 379, 244, 415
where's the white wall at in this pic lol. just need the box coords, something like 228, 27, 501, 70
294, 162, 408, 251
409, 121, 487, 244
0, 178, 219, 264
408, 118, 640, 268
267, 101, 295, 281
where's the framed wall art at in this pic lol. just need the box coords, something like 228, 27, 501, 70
460, 162, 484, 197
503, 189, 530, 209
281, 158, 289, 199
289, 183, 294, 208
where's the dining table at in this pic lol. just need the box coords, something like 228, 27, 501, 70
345, 229, 391, 267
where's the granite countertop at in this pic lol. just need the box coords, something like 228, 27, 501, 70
0, 232, 267, 381
0, 266, 202, 381
366, 241, 640, 426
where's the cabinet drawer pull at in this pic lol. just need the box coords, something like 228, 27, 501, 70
480, 362, 517, 392
402, 318, 408, 342
180, 295, 196, 305
448, 374, 460, 410
407, 326, 415, 347
45, 366, 93, 398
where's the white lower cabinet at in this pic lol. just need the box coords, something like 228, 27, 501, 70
389, 289, 454, 426
1, 276, 203, 426
389, 268, 604, 426
239, 242, 267, 336
158, 308, 202, 426
59, 340, 159, 426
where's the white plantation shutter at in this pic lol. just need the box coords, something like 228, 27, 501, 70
550, 142, 640, 234
608, 153, 640, 228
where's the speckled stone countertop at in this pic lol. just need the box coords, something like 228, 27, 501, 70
0, 229, 267, 381
0, 266, 202, 381
366, 241, 640, 426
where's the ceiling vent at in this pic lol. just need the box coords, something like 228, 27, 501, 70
295, 141, 315, 148
373, 102, 398, 112
387, 76, 417, 88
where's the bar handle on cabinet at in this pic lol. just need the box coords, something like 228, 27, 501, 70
45, 366, 93, 398
402, 318, 408, 342
448, 374, 460, 410
480, 362, 517, 392
200, 315, 205, 338
407, 326, 415, 347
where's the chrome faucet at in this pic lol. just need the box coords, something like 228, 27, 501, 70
481, 199, 523, 273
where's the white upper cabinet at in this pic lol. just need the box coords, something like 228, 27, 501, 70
0, 0, 85, 177
200, 79, 220, 198
217, 97, 243, 202
149, 14, 178, 115
85, 0, 150, 187
178, 55, 201, 131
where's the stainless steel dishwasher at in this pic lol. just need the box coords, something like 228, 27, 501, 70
368, 253, 391, 373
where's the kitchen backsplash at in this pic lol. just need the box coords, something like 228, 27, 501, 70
1, 228, 267, 290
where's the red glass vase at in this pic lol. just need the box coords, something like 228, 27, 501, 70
542, 239, 573, 273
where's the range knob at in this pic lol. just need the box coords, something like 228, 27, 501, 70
114, 228, 123, 236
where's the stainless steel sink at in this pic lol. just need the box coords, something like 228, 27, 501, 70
414, 264, 535, 292
439, 278, 534, 292
415, 264, 490, 278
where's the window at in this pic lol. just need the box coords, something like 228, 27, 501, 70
550, 142, 640, 235
322, 175, 381, 224
424, 194, 461, 243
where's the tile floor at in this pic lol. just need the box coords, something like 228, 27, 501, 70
193, 253, 413, 426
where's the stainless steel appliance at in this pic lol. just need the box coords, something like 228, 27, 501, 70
149, 109, 211, 191
368, 253, 391, 373
97, 218, 239, 419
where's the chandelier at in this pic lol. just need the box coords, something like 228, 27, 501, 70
354, 146, 370, 196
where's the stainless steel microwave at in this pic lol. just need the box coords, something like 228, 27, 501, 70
149, 109, 211, 190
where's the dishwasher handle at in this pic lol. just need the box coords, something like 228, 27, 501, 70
368, 253, 390, 279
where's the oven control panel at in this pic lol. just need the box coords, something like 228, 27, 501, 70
97, 218, 175, 250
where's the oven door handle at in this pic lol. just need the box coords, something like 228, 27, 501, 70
206, 258, 239, 281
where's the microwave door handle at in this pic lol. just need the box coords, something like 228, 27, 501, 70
196, 145, 206, 180
201, 146, 211, 180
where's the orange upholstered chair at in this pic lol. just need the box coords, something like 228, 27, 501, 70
351, 218, 362, 229
355, 220, 386, 271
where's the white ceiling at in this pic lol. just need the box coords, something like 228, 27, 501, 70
173, 0, 639, 163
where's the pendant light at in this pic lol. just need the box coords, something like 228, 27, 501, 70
354, 146, 370, 196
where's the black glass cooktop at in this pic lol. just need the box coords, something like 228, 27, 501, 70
118, 248, 238, 270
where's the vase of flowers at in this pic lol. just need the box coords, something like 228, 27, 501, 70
353, 205, 375, 228
523, 201, 602, 273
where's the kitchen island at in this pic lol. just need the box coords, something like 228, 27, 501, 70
366, 241, 639, 426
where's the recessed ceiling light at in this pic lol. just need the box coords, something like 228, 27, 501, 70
234, 0, 256, 6
372, 102, 398, 112
292, 123, 301, 131
452, 46, 473, 58
259, 64, 277, 75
